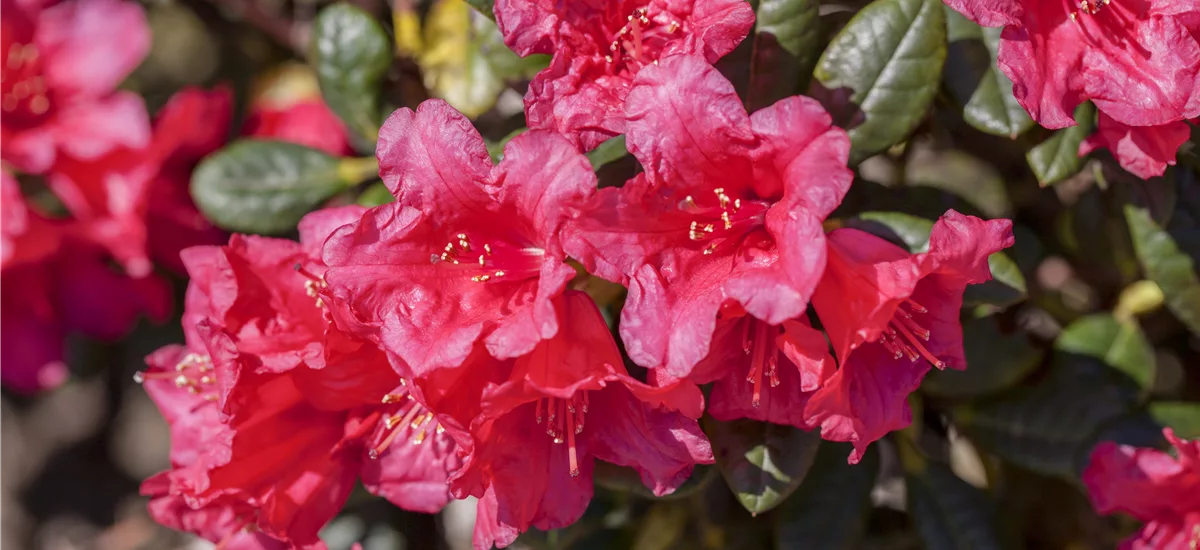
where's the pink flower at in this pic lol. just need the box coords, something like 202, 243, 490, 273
1079, 113, 1193, 179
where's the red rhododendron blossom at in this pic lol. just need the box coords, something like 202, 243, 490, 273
942, 0, 1200, 129
49, 86, 232, 276
1079, 113, 1193, 179
494, 0, 753, 150
243, 68, 352, 156
1, 169, 170, 394
427, 292, 711, 549
322, 100, 597, 377
0, 0, 151, 174
138, 208, 460, 545
806, 210, 1014, 463
564, 54, 851, 427
1083, 428, 1200, 549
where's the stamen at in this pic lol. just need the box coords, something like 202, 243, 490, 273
534, 393, 590, 475
567, 411, 580, 477
744, 321, 778, 408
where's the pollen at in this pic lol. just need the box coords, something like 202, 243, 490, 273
743, 321, 781, 408
294, 264, 328, 308
370, 383, 442, 459
133, 353, 218, 401
535, 393, 589, 477
878, 299, 944, 368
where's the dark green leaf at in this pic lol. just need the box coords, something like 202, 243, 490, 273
774, 442, 878, 550
357, 182, 394, 207
953, 360, 1139, 479
907, 460, 1004, 550
593, 462, 716, 501
486, 128, 527, 163
747, 0, 821, 110
1027, 102, 1095, 186
1055, 313, 1155, 391
923, 315, 1042, 399
706, 418, 821, 515
191, 140, 354, 234
312, 3, 392, 152
812, 0, 947, 164
963, 251, 1027, 309
463, 0, 495, 20
943, 8, 1033, 138
1125, 205, 1200, 335
586, 135, 628, 170
1149, 402, 1200, 438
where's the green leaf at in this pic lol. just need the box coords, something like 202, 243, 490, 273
953, 359, 1139, 479
943, 8, 1033, 138
1149, 402, 1200, 438
1027, 102, 1095, 186
747, 0, 821, 110
191, 140, 359, 234
486, 128, 527, 163
706, 418, 821, 515
774, 442, 878, 550
312, 3, 392, 152
463, 0, 494, 20
357, 182, 394, 207
586, 135, 628, 170
1125, 205, 1200, 335
593, 462, 716, 501
906, 460, 1005, 550
812, 0, 947, 164
962, 251, 1027, 309
1055, 313, 1155, 391
923, 315, 1043, 399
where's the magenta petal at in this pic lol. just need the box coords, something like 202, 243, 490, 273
38, 0, 150, 96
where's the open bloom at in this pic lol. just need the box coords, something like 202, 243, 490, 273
1084, 428, 1200, 549
942, 0, 1200, 129
1079, 113, 1194, 179
423, 292, 712, 550
805, 211, 1014, 462
139, 207, 460, 546
564, 54, 852, 427
1, 0, 151, 174
494, 0, 753, 150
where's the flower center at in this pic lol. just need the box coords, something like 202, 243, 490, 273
681, 187, 769, 256
430, 231, 545, 284
134, 352, 219, 401
367, 380, 444, 459
877, 299, 944, 368
295, 264, 328, 308
535, 392, 589, 477
1067, 0, 1110, 20
1, 42, 52, 126
605, 8, 680, 72
742, 320, 781, 408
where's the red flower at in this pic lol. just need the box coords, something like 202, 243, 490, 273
494, 0, 753, 150
1, 0, 151, 174
49, 86, 232, 276
323, 100, 597, 377
429, 292, 711, 549
564, 54, 851, 427
243, 64, 352, 156
942, 0, 1200, 129
1079, 113, 1193, 179
1084, 428, 1200, 549
805, 211, 1014, 463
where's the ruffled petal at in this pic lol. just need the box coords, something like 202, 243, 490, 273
1079, 115, 1191, 179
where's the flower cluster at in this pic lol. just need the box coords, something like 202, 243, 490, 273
0, 0, 350, 394
136, 2, 1015, 547
1084, 429, 1200, 548
943, 0, 1200, 178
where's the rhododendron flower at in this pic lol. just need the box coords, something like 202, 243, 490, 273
1, 0, 151, 174
49, 86, 232, 276
425, 292, 712, 549
1, 170, 170, 394
494, 0, 753, 150
139, 207, 460, 545
564, 54, 852, 427
243, 63, 352, 156
942, 0, 1200, 129
323, 100, 598, 376
805, 211, 1014, 463
1079, 113, 1193, 179
1084, 428, 1200, 549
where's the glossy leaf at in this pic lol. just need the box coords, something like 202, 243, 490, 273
706, 417, 822, 515
923, 315, 1043, 399
906, 460, 1004, 550
1125, 205, 1200, 335
943, 8, 1032, 138
1055, 313, 1155, 391
312, 3, 392, 152
747, 0, 821, 110
463, 0, 494, 20
1027, 102, 1095, 186
774, 442, 878, 550
812, 0, 947, 164
191, 140, 356, 235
